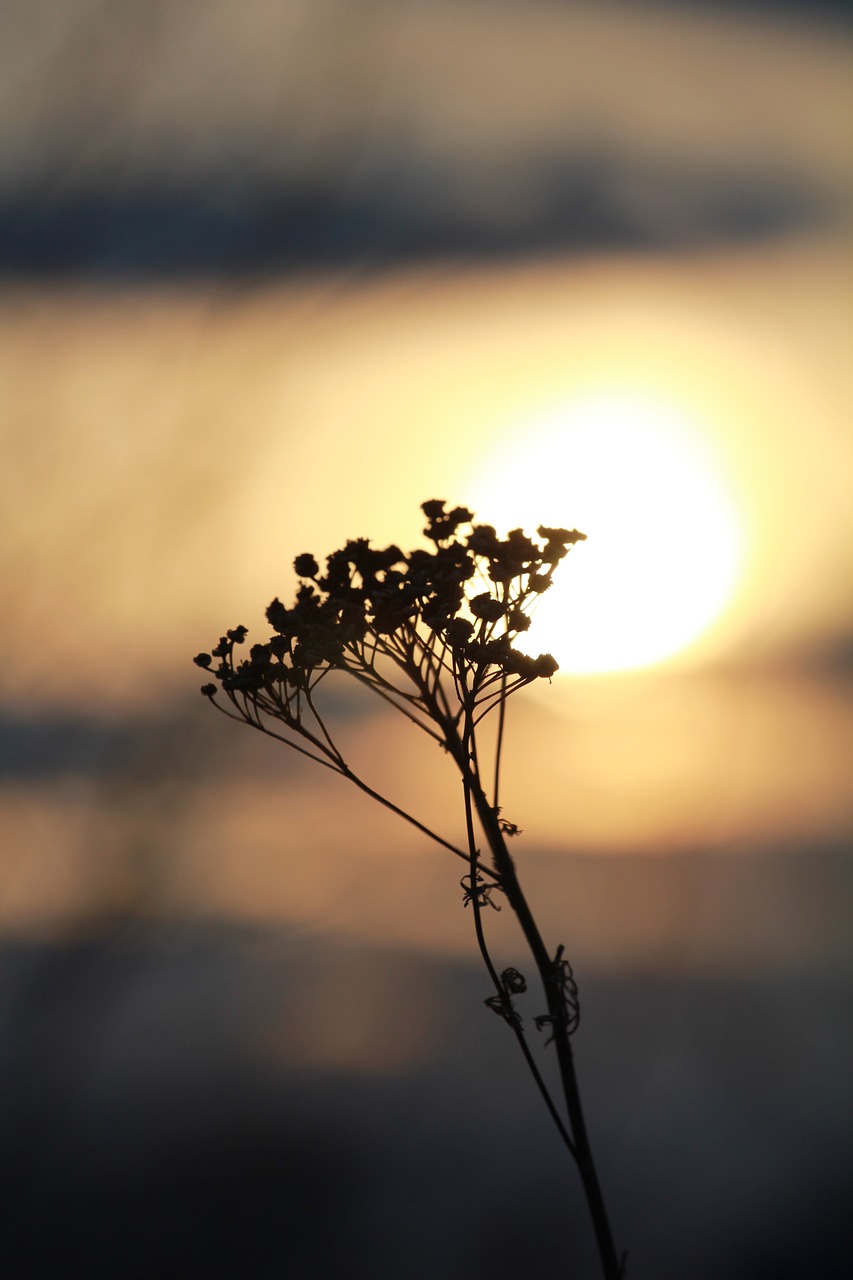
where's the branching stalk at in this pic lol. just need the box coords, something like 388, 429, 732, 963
193, 499, 623, 1277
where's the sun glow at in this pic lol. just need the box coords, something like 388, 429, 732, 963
470, 389, 743, 674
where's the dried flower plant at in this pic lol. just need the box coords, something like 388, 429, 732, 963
194, 499, 625, 1278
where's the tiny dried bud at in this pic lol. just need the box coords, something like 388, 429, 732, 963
445, 617, 474, 646
193, 652, 212, 668
537, 525, 587, 545
501, 967, 527, 995
294, 553, 319, 578
484, 993, 522, 1029
266, 598, 289, 632
470, 593, 506, 622
507, 608, 531, 633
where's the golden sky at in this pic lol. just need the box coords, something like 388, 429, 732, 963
1, 1, 851, 953
2, 233, 851, 948
3, 234, 851, 704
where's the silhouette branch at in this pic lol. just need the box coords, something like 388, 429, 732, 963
193, 499, 624, 1278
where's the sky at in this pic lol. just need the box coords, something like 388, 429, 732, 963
1, 0, 851, 931
1, 7, 852, 1274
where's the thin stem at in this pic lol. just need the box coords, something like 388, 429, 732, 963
460, 706, 503, 994
346, 667, 445, 745
213, 691, 489, 875
460, 705, 575, 1156
510, 1019, 577, 1157
493, 669, 508, 811
304, 687, 347, 764
209, 696, 339, 772
335, 759, 498, 876
471, 787, 624, 1280
440, 700, 622, 1278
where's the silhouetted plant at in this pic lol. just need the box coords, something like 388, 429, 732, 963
194, 500, 625, 1278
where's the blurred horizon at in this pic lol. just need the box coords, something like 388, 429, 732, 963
1, 0, 851, 277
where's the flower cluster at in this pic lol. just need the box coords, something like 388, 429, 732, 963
190, 501, 624, 1275
194, 500, 585, 733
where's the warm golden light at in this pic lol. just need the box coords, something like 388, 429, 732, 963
471, 389, 743, 674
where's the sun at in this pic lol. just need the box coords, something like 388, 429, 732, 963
468, 389, 743, 674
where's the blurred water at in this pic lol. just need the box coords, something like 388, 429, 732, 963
1, 921, 851, 1279
1, 688, 851, 1273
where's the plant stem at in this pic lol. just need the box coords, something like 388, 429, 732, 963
461, 748, 623, 1279
488, 816, 622, 1277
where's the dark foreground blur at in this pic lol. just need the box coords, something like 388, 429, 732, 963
2, 910, 851, 1280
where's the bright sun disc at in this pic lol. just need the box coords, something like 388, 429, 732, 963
470, 390, 743, 674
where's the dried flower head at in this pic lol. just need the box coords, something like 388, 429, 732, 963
191, 500, 625, 1277
196, 500, 585, 749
